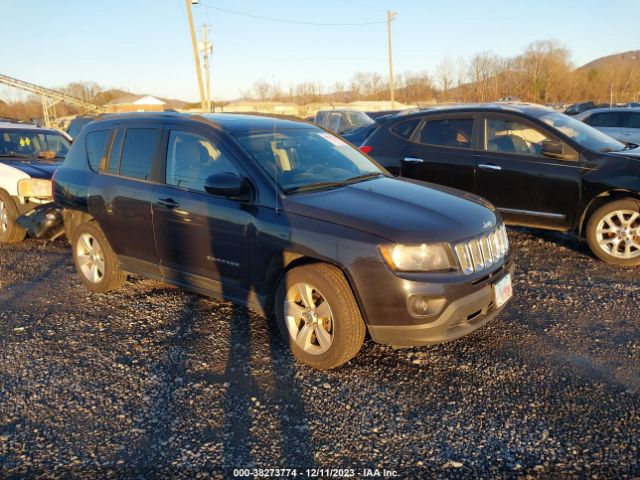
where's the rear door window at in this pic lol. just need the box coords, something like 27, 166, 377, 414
625, 112, 640, 128
417, 118, 473, 148
116, 128, 160, 180
586, 112, 622, 127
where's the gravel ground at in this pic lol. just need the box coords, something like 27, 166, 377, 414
0, 228, 639, 479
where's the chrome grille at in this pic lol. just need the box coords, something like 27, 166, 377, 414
454, 225, 510, 274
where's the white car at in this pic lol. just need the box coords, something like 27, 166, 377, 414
0, 121, 71, 243
575, 108, 640, 145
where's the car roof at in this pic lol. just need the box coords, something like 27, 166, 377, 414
0, 121, 65, 134
576, 107, 640, 115
383, 102, 554, 121
88, 112, 313, 134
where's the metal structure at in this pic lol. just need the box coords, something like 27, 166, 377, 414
199, 24, 213, 112
0, 73, 104, 127
387, 10, 397, 109
185, 0, 207, 111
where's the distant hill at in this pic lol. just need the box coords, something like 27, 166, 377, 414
579, 50, 640, 71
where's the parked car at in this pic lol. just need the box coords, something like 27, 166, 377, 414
314, 110, 374, 136
342, 118, 391, 146
53, 112, 514, 369
0, 121, 71, 243
564, 101, 597, 116
575, 108, 640, 145
366, 110, 400, 119
66, 115, 98, 139
361, 103, 640, 266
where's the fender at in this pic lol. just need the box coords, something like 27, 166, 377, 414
0, 162, 30, 197
578, 188, 640, 237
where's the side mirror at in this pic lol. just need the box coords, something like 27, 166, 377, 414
541, 140, 566, 159
204, 172, 251, 201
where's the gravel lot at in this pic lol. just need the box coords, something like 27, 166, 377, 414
1, 228, 639, 478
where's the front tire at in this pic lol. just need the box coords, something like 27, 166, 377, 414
71, 222, 127, 292
586, 198, 640, 266
274, 263, 366, 370
0, 190, 27, 244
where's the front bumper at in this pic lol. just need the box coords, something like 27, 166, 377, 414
354, 257, 515, 347
16, 203, 64, 240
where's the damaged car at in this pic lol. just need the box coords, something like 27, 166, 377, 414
0, 121, 70, 243
53, 113, 514, 370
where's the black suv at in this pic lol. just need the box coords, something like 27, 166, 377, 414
362, 103, 640, 266
53, 112, 514, 369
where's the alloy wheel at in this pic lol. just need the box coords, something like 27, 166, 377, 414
284, 282, 334, 355
76, 233, 105, 283
596, 209, 640, 259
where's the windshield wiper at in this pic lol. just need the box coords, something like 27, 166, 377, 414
342, 172, 383, 184
284, 172, 383, 194
284, 181, 347, 194
0, 152, 37, 158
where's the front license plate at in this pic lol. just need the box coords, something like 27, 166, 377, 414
493, 273, 513, 308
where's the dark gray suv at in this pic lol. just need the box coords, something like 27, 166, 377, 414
53, 112, 514, 369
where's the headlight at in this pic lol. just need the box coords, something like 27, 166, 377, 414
379, 243, 453, 272
17, 178, 53, 198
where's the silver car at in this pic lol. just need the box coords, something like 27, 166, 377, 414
576, 108, 640, 145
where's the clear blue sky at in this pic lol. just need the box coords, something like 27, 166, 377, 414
1, 0, 638, 102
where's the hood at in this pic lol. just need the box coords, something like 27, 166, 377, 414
609, 147, 640, 159
283, 176, 500, 244
0, 158, 60, 179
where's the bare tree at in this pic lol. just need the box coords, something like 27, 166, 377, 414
435, 58, 455, 101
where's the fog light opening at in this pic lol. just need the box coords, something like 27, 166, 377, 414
408, 295, 446, 318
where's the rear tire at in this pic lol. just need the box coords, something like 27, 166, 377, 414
0, 190, 27, 244
71, 222, 126, 292
274, 263, 366, 370
586, 198, 640, 266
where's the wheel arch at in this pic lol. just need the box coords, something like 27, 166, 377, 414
264, 254, 370, 329
62, 209, 96, 243
578, 189, 640, 239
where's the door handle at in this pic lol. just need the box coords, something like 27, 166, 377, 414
156, 198, 179, 209
478, 163, 502, 171
403, 157, 424, 163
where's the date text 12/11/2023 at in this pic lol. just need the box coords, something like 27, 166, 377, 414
232, 468, 400, 477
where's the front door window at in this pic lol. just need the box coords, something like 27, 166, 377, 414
484, 118, 551, 156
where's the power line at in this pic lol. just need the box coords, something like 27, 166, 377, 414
342, 0, 386, 13
198, 3, 386, 26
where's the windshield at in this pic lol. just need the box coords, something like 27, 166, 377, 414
0, 129, 71, 160
345, 111, 374, 128
233, 127, 383, 194
539, 111, 626, 152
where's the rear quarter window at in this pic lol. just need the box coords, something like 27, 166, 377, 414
85, 130, 111, 172
390, 118, 420, 139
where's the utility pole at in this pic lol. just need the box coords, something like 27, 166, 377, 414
185, 0, 206, 111
387, 10, 397, 109
199, 24, 213, 112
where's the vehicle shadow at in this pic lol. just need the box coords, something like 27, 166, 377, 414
204, 170, 316, 473
509, 226, 594, 258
